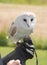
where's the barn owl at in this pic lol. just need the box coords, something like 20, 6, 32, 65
8, 12, 36, 43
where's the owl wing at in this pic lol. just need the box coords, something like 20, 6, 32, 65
8, 21, 24, 43
10, 27, 17, 36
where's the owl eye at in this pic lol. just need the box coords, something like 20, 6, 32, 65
23, 19, 27, 22
31, 18, 33, 22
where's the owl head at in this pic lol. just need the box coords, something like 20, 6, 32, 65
15, 12, 36, 31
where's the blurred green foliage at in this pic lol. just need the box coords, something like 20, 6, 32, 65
0, 31, 16, 47
33, 37, 47, 50
0, 31, 9, 46
0, 0, 47, 5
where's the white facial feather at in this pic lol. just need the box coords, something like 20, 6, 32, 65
8, 12, 36, 43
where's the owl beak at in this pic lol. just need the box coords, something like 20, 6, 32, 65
27, 23, 30, 27
27, 21, 31, 27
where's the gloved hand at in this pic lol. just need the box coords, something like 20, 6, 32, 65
23, 37, 35, 58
